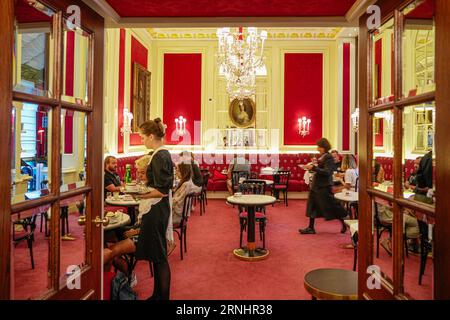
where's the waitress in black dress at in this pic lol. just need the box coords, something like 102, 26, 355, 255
299, 138, 348, 234
137, 118, 174, 300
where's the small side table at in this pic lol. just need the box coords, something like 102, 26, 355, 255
227, 194, 276, 261
304, 268, 358, 300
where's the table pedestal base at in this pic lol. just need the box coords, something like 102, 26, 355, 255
233, 248, 269, 261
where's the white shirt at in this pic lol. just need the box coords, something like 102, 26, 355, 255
344, 168, 359, 188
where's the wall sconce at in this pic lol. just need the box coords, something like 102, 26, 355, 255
298, 116, 311, 137
37, 129, 44, 142
120, 107, 133, 136
175, 116, 187, 136
351, 108, 359, 132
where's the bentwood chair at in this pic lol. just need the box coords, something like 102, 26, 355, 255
237, 181, 267, 250
231, 171, 250, 194
195, 171, 210, 215
173, 193, 196, 260
374, 202, 409, 259
272, 170, 290, 206
13, 213, 38, 269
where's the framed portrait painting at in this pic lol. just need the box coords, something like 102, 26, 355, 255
228, 98, 256, 128
132, 63, 151, 132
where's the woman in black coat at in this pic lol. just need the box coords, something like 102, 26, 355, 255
299, 138, 349, 234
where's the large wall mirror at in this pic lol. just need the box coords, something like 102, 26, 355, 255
62, 23, 91, 106
11, 101, 52, 204
402, 0, 435, 98
13, 0, 55, 98
371, 110, 394, 191
371, 18, 394, 106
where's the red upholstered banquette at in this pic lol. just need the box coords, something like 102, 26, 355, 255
376, 157, 421, 182
115, 153, 319, 192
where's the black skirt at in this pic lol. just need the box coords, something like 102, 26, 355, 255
135, 198, 170, 263
306, 186, 348, 220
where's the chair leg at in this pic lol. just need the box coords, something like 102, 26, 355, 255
419, 239, 429, 285
66, 211, 70, 235
27, 237, 35, 269
404, 237, 409, 258
376, 231, 380, 258
202, 195, 206, 213
179, 231, 184, 260
40, 213, 43, 232
285, 190, 288, 206
353, 247, 357, 271
149, 262, 154, 277
261, 221, 266, 250
239, 218, 244, 248
184, 227, 187, 253
44, 214, 49, 237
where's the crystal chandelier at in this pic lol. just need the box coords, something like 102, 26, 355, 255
216, 27, 267, 103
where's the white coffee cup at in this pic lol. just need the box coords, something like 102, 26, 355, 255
234, 192, 242, 197
113, 191, 119, 200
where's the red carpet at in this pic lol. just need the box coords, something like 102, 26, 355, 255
12, 200, 433, 299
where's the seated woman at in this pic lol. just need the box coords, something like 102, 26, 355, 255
404, 156, 422, 191
179, 151, 202, 193
377, 204, 420, 255
335, 154, 358, 192
372, 159, 385, 184
103, 155, 175, 272
172, 163, 196, 225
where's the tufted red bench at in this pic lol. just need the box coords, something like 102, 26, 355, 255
114, 153, 321, 193
375, 157, 394, 181
404, 159, 416, 182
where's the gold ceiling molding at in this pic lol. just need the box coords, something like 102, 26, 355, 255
147, 28, 342, 40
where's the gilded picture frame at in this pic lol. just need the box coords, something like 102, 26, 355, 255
228, 98, 256, 128
132, 63, 151, 132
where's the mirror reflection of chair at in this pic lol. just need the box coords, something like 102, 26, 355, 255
237, 181, 267, 250
13, 213, 38, 269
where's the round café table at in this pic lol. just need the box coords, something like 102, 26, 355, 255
304, 268, 358, 300
105, 195, 140, 225
226, 194, 276, 261
334, 190, 359, 202
104, 212, 131, 231
335, 190, 358, 219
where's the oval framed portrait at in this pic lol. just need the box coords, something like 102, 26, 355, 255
228, 98, 256, 128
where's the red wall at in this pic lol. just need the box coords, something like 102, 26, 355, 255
342, 43, 350, 151
64, 110, 74, 154
284, 53, 323, 145
163, 53, 202, 145
375, 119, 384, 147
117, 31, 150, 151
65, 31, 75, 97
375, 39, 382, 99
117, 29, 126, 153
64, 31, 75, 154
129, 36, 149, 146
